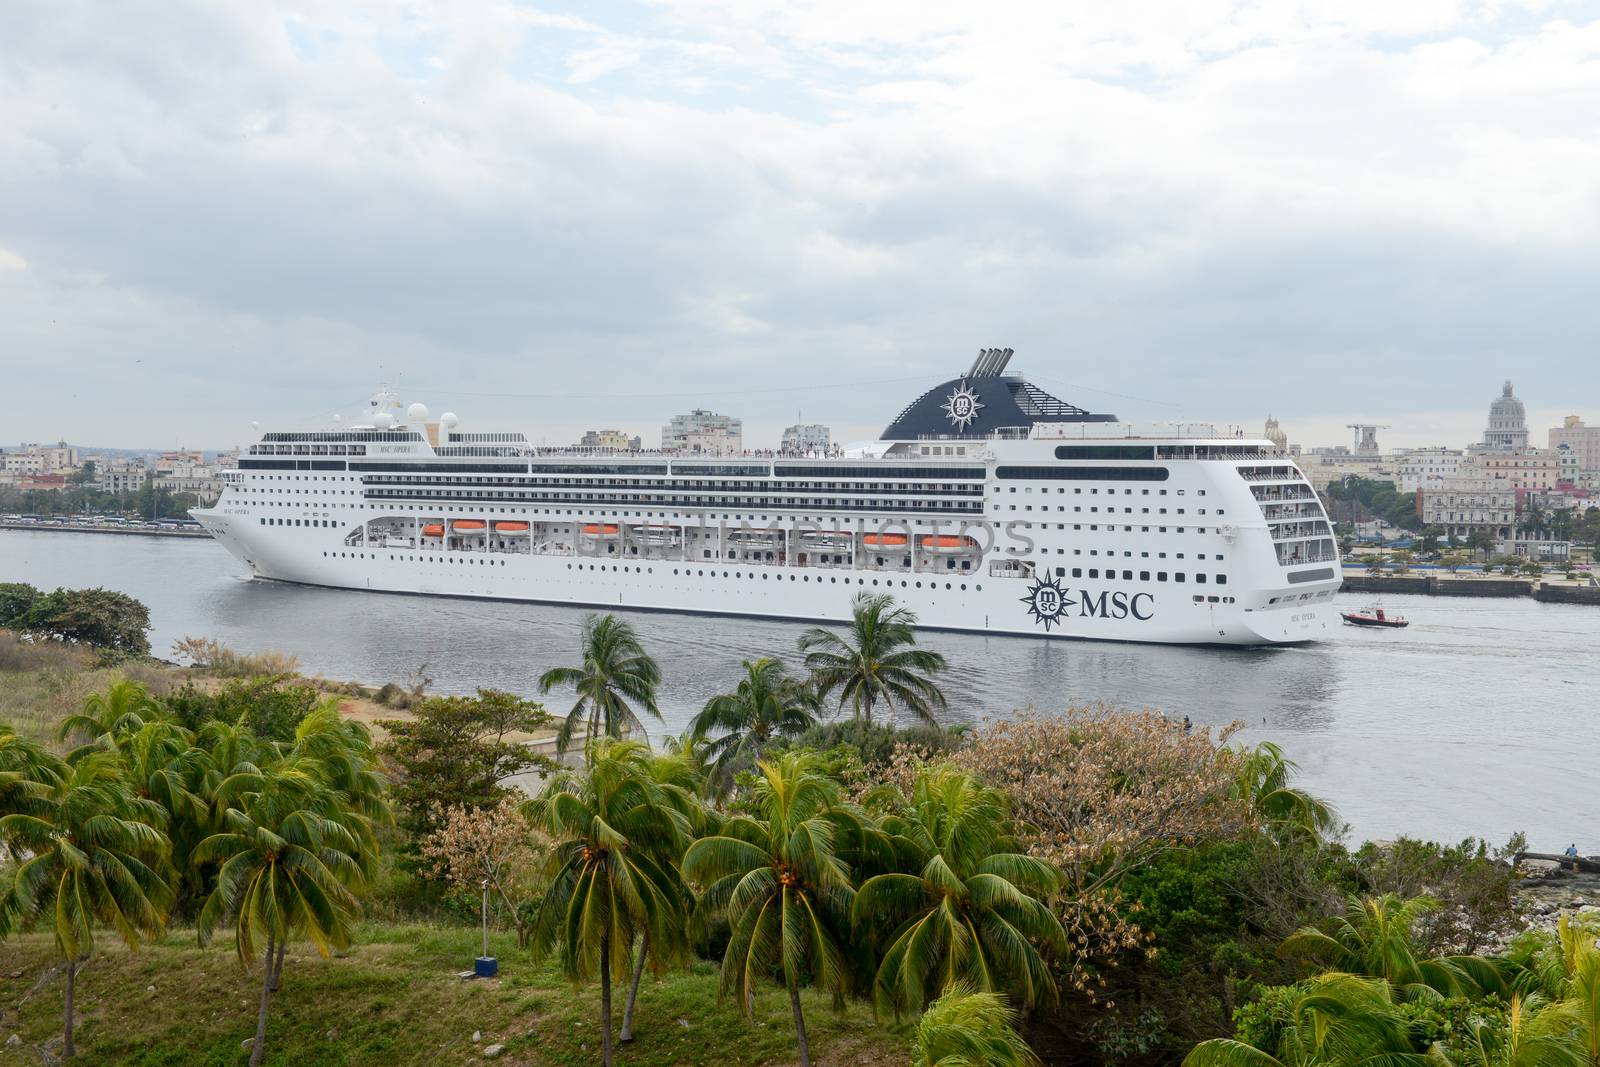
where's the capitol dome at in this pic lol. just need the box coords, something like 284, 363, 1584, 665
1482, 380, 1529, 451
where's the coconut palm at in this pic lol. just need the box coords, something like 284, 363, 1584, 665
681, 751, 879, 1067
541, 614, 663, 754
525, 739, 692, 1067
688, 658, 819, 792
1232, 742, 1338, 837
55, 679, 166, 751
0, 751, 171, 1058
798, 592, 948, 727
619, 749, 709, 1042
1184, 973, 1446, 1067
194, 756, 372, 1067
0, 723, 65, 821
912, 984, 1040, 1067
1462, 992, 1588, 1067
1508, 913, 1600, 1065
854, 767, 1065, 1017
1279, 894, 1503, 1001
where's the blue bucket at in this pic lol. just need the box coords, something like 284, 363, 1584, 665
474, 956, 499, 978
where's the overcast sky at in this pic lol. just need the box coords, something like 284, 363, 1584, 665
3, 1, 1598, 453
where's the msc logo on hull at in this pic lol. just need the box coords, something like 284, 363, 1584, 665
1021, 574, 1154, 631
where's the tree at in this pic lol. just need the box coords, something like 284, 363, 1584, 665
1418, 528, 1443, 556
0, 752, 171, 1058
194, 756, 377, 1067
682, 751, 877, 1067
1365, 556, 1387, 578
689, 657, 819, 792
798, 592, 948, 727
525, 739, 692, 1067
1279, 894, 1502, 1001
1184, 973, 1441, 1066
854, 766, 1066, 1016
1467, 529, 1496, 561
57, 678, 168, 751
912, 984, 1040, 1067
420, 796, 547, 947
1505, 913, 1600, 1065
19, 587, 152, 660
541, 614, 663, 754
1231, 742, 1338, 838
378, 688, 552, 845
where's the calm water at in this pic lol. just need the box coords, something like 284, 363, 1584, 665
4, 529, 1595, 849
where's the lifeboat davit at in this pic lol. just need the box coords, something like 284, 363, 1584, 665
918, 534, 979, 553
494, 521, 530, 534
421, 523, 445, 538
583, 523, 621, 539
864, 533, 909, 548
453, 520, 487, 534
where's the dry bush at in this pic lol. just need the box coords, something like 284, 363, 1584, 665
0, 629, 96, 674
954, 704, 1253, 1003
169, 636, 300, 678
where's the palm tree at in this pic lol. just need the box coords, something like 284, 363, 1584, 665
854, 767, 1065, 1017
525, 739, 692, 1067
799, 592, 948, 727
1509, 913, 1600, 1065
55, 679, 166, 751
1279, 894, 1502, 1001
0, 723, 65, 819
913, 984, 1040, 1067
1462, 992, 1587, 1067
541, 614, 663, 754
194, 756, 373, 1067
0, 751, 171, 1058
1231, 742, 1338, 837
689, 658, 819, 792
1184, 973, 1442, 1066
681, 751, 879, 1067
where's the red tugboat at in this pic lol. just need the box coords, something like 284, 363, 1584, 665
1340, 605, 1409, 628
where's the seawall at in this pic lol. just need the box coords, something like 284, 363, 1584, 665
1340, 575, 1535, 598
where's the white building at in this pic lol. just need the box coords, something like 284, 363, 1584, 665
1393, 448, 1463, 493
1420, 475, 1516, 540
780, 423, 830, 454
662, 409, 742, 455
95, 459, 149, 494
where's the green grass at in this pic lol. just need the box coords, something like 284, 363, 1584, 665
0, 923, 909, 1066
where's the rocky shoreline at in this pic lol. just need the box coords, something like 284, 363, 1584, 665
1500, 860, 1600, 949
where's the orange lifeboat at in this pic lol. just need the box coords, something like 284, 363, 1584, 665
864, 533, 909, 548
494, 521, 530, 533
453, 520, 487, 532
583, 523, 621, 538
421, 523, 444, 538
918, 534, 979, 552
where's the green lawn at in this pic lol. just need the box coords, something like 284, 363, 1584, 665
0, 923, 908, 1066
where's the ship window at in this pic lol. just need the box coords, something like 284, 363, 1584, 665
1157, 572, 1168, 581
1088, 569, 1098, 578
1217, 574, 1227, 584
1175, 573, 1186, 582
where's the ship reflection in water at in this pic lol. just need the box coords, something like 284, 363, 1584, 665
5, 530, 1595, 850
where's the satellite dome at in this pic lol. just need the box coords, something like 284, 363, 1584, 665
407, 402, 429, 421
373, 412, 395, 430
439, 412, 459, 428
250, 420, 260, 431
333, 413, 343, 423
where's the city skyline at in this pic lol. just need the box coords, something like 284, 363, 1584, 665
5, 3, 1600, 446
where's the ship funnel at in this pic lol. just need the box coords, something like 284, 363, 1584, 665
965, 347, 1015, 378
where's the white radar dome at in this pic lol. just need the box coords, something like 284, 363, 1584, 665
439, 412, 459, 428
373, 412, 395, 429
407, 402, 429, 421
250, 420, 260, 430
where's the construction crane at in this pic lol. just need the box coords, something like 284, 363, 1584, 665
1346, 423, 1391, 456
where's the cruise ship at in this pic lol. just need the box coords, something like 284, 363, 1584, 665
192, 349, 1341, 645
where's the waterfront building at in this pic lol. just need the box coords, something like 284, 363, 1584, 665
1, 449, 43, 475
1393, 448, 1463, 493
1306, 457, 1395, 493
1494, 537, 1572, 563
155, 449, 206, 472
1420, 475, 1516, 540
96, 459, 149, 494
577, 429, 643, 451
1481, 381, 1530, 452
781, 423, 831, 455
1549, 415, 1600, 474
661, 409, 742, 455
192, 350, 1344, 647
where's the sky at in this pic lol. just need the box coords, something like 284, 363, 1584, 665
2, 1, 1599, 453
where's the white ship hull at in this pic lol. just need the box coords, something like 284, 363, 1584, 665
195, 509, 1338, 646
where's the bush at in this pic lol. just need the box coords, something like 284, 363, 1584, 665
789, 719, 960, 768
169, 636, 299, 677
166, 677, 324, 741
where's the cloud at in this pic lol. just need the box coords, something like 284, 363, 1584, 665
1, 0, 1598, 450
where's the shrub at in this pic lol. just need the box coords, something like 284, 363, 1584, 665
788, 718, 960, 768
165, 677, 323, 741
2, 585, 151, 660
169, 636, 300, 677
